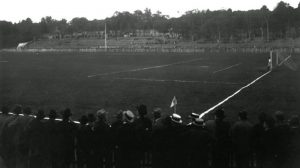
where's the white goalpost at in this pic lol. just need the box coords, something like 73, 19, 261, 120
269, 50, 298, 71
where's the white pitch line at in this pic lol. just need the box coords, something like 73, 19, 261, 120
0, 61, 8, 63
111, 77, 241, 85
200, 70, 271, 118
213, 63, 242, 74
88, 58, 203, 78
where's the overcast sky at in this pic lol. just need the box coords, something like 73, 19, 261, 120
1, 0, 299, 23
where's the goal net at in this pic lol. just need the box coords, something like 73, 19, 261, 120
270, 50, 298, 71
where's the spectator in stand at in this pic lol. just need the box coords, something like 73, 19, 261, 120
185, 117, 212, 168
118, 110, 138, 168
288, 115, 300, 168
76, 115, 93, 168
273, 111, 290, 168
231, 111, 253, 168
93, 109, 112, 168
205, 108, 231, 168
56, 108, 77, 168
44, 109, 59, 168
27, 109, 46, 168
87, 113, 96, 128
252, 112, 267, 168
134, 104, 152, 167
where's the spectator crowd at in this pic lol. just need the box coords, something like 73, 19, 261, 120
0, 104, 300, 168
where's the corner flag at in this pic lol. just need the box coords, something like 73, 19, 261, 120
170, 96, 177, 108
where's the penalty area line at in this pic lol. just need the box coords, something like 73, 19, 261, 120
88, 58, 203, 78
111, 77, 241, 85
200, 70, 271, 118
213, 63, 242, 74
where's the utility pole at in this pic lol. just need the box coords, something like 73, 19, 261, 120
105, 23, 107, 51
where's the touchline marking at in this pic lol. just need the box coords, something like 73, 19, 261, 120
200, 70, 271, 118
88, 58, 203, 78
112, 77, 241, 85
213, 63, 242, 74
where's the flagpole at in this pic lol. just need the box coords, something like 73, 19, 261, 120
174, 105, 177, 114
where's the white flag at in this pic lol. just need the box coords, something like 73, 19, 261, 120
170, 96, 177, 108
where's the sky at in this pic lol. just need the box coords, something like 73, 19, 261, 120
1, 0, 299, 23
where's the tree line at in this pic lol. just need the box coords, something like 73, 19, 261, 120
1, 1, 300, 49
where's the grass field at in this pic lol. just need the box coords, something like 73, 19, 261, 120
0, 51, 299, 123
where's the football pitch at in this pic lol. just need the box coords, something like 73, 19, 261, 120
0, 51, 299, 123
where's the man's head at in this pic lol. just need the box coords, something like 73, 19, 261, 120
1, 106, 9, 115
239, 111, 248, 120
153, 107, 162, 120
49, 109, 57, 120
13, 105, 22, 115
214, 108, 225, 120
137, 104, 147, 117
62, 108, 72, 120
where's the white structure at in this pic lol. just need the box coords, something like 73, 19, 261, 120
16, 42, 29, 51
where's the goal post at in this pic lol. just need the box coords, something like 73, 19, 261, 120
269, 49, 298, 71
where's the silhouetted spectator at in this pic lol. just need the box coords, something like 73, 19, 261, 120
1, 105, 22, 168
118, 110, 138, 168
0, 106, 11, 167
44, 109, 59, 168
288, 115, 300, 168
252, 112, 267, 168
185, 118, 212, 168
111, 111, 123, 168
76, 115, 93, 168
206, 108, 231, 168
231, 111, 253, 168
56, 108, 77, 168
152, 107, 162, 125
260, 114, 276, 168
135, 104, 152, 166
5, 105, 33, 168
273, 111, 290, 168
93, 109, 112, 168
152, 114, 171, 168
27, 109, 46, 168
168, 113, 186, 168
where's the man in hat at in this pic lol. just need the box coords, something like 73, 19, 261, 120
76, 115, 93, 168
205, 108, 231, 168
92, 109, 112, 168
44, 109, 59, 168
231, 111, 253, 168
27, 109, 46, 168
186, 112, 200, 127
168, 113, 186, 168
118, 110, 138, 168
185, 117, 212, 168
56, 108, 77, 168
